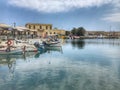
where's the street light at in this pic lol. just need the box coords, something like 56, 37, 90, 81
13, 22, 16, 38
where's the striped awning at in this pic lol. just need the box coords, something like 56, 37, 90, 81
15, 26, 29, 31
0, 24, 13, 31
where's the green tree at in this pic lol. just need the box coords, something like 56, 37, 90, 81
65, 31, 71, 36
71, 27, 77, 35
71, 27, 86, 36
77, 27, 86, 36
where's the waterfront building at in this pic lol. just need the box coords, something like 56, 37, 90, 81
86, 31, 120, 38
0, 23, 37, 39
25, 23, 66, 37
86, 31, 106, 37
0, 24, 13, 35
14, 26, 37, 39
0, 23, 14, 39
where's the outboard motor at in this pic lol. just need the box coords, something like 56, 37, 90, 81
34, 42, 45, 51
34, 42, 40, 48
42, 41, 47, 46
6, 46, 11, 52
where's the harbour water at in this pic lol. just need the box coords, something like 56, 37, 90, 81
0, 39, 120, 90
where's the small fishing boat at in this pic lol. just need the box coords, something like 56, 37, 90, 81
45, 42, 61, 47
14, 39, 38, 52
0, 46, 24, 55
34, 42, 45, 51
42, 39, 61, 47
33, 38, 61, 52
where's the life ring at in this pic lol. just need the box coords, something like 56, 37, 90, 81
7, 40, 13, 46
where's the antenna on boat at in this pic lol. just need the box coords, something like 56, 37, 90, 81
13, 22, 16, 38
13, 22, 16, 28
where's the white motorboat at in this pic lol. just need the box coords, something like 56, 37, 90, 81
13, 39, 38, 52
0, 46, 23, 55
0, 39, 38, 55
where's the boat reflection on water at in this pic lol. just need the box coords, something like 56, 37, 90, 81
34, 50, 47, 58
35, 46, 63, 58
0, 51, 37, 73
0, 46, 63, 75
0, 55, 16, 76
0, 39, 120, 90
0, 51, 37, 61
46, 46, 63, 53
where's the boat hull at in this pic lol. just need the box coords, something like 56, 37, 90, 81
0, 50, 23, 55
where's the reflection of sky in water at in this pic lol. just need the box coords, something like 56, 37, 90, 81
0, 39, 120, 90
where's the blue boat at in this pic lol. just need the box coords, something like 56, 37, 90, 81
34, 42, 46, 51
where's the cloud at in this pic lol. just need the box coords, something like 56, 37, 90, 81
102, 13, 120, 22
8, 0, 120, 23
101, 0, 120, 22
8, 0, 112, 13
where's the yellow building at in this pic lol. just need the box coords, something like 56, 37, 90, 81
25, 23, 66, 37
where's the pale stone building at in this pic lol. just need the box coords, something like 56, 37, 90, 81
25, 23, 66, 37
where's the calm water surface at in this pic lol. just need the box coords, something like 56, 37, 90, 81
0, 39, 120, 90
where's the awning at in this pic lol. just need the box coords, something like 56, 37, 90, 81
15, 26, 29, 31
29, 29, 37, 32
0, 24, 12, 28
0, 24, 14, 31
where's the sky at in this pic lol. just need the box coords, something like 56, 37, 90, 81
0, 0, 120, 31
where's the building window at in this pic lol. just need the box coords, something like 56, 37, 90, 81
46, 26, 48, 30
19, 32, 22, 35
46, 32, 48, 34
50, 26, 52, 30
34, 31, 36, 35
50, 32, 52, 34
29, 25, 31, 29
40, 26, 42, 29
24, 32, 26, 35
54, 32, 56, 34
11, 31, 14, 35
18, 31, 20, 35
33, 25, 35, 29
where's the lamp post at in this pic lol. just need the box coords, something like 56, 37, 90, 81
13, 22, 16, 38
